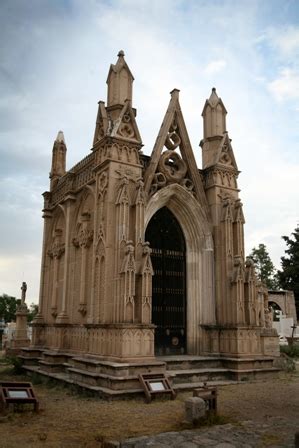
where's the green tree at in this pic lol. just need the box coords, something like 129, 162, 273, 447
277, 225, 299, 318
249, 243, 278, 289
0, 294, 20, 323
28, 303, 39, 322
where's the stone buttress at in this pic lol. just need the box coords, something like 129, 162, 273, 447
32, 51, 155, 361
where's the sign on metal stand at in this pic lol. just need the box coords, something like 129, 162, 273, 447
0, 382, 39, 412
138, 373, 176, 403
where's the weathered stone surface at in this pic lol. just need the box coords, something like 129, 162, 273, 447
120, 419, 293, 447
185, 397, 206, 423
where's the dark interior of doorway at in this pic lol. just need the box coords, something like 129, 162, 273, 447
145, 206, 186, 355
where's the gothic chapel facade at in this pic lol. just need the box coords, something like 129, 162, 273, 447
30, 52, 279, 387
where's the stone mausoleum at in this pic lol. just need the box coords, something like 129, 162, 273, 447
22, 52, 279, 395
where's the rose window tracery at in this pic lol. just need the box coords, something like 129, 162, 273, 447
158, 150, 187, 182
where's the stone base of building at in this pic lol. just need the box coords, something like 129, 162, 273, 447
201, 325, 279, 358
31, 323, 155, 362
18, 347, 280, 399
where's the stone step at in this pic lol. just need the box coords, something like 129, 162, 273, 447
70, 357, 166, 377
158, 355, 223, 371
172, 379, 237, 391
23, 365, 144, 399
168, 367, 231, 384
68, 367, 149, 391
22, 363, 281, 400
18, 355, 42, 366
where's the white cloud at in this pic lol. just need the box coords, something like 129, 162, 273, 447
203, 59, 227, 75
268, 26, 299, 57
268, 68, 299, 101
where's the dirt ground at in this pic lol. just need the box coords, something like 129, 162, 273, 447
0, 359, 298, 448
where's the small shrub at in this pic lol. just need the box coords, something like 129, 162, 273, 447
280, 344, 299, 358
7, 356, 24, 375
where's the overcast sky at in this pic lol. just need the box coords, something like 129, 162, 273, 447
1, 0, 299, 304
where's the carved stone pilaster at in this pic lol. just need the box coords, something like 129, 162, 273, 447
140, 243, 154, 324
120, 242, 136, 323
231, 255, 245, 324
48, 229, 65, 318
244, 257, 258, 325
73, 213, 94, 316
135, 179, 145, 244
233, 199, 245, 258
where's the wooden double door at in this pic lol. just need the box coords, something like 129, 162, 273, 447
145, 207, 186, 355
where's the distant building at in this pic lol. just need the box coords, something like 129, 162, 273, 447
268, 290, 297, 323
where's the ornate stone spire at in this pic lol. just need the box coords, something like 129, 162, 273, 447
202, 87, 227, 139
50, 131, 67, 190
106, 50, 134, 107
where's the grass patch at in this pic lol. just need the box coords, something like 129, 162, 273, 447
181, 412, 232, 430
0, 357, 11, 365
261, 433, 282, 446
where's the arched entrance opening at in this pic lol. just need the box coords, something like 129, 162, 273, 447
145, 206, 186, 355
269, 301, 283, 321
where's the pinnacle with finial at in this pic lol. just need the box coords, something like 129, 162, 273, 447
118, 50, 125, 57
55, 130, 65, 143
209, 87, 220, 106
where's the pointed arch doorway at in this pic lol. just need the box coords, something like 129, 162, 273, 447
145, 206, 186, 355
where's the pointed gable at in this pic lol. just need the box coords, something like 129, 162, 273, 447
214, 133, 238, 170
93, 101, 109, 145
144, 89, 209, 217
110, 100, 142, 144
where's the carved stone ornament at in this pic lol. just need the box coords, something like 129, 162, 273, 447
165, 118, 181, 150
51, 307, 58, 318
119, 118, 135, 139
180, 178, 194, 192
116, 177, 130, 205
219, 142, 232, 165
75, 228, 94, 248
158, 150, 187, 183
97, 118, 105, 140
96, 223, 105, 245
78, 303, 87, 316
135, 179, 145, 205
48, 241, 65, 259
232, 256, 245, 283
98, 170, 108, 194
121, 242, 136, 273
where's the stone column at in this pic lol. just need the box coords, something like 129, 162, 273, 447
34, 204, 52, 323
56, 194, 76, 323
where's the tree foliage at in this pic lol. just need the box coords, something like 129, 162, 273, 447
28, 303, 39, 322
0, 294, 38, 323
0, 294, 20, 323
277, 225, 299, 317
249, 243, 278, 289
